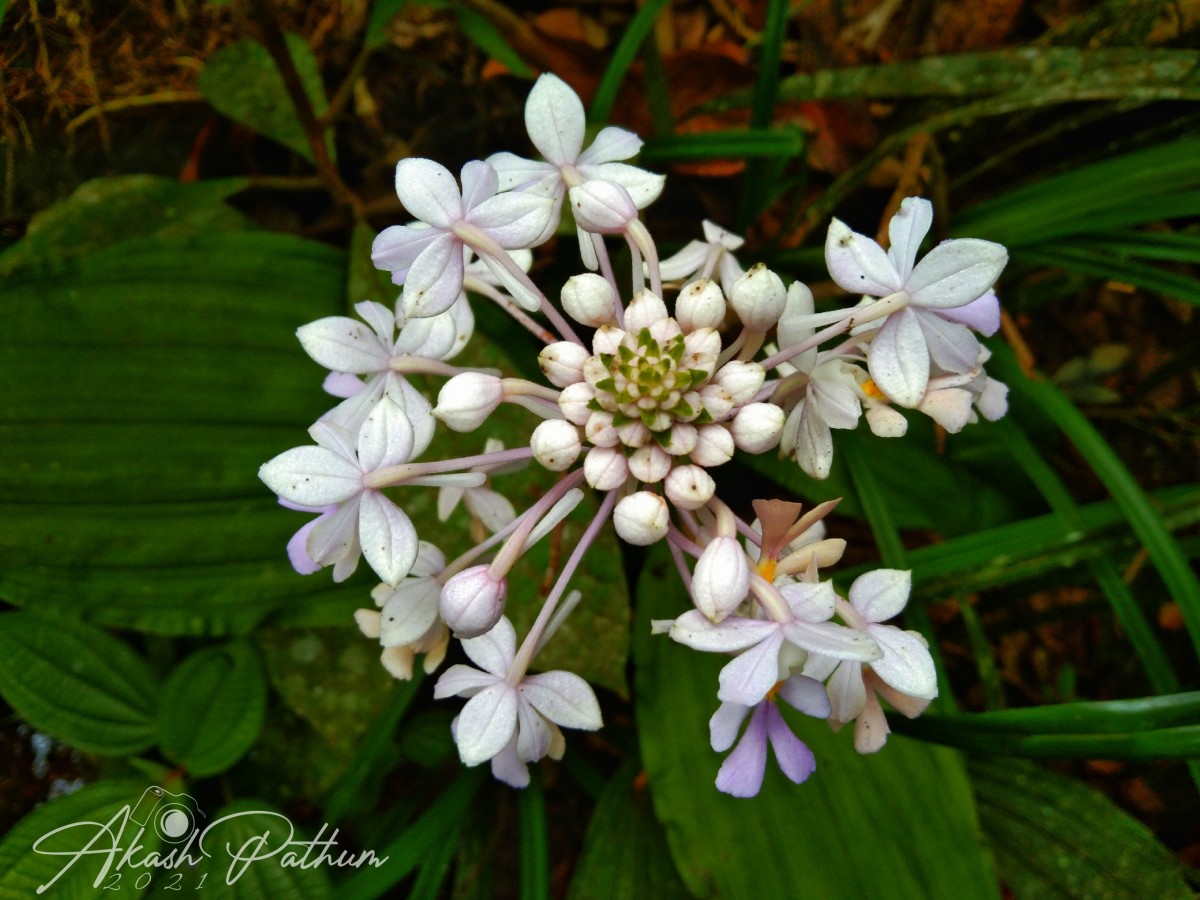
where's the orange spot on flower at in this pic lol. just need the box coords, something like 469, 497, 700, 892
861, 379, 885, 399
756, 558, 777, 582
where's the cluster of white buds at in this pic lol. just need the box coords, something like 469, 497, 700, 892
260, 74, 1010, 795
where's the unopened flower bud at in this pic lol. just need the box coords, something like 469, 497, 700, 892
558, 382, 596, 424
613, 491, 669, 545
691, 536, 750, 622
562, 273, 617, 327
583, 446, 628, 490
539, 341, 590, 387
434, 373, 503, 431
664, 464, 715, 510
682, 328, 721, 374
698, 383, 734, 420
628, 443, 671, 483
570, 181, 637, 234
624, 290, 668, 332
616, 419, 650, 448
777, 280, 815, 349
440, 565, 506, 638
714, 361, 766, 406
691, 424, 735, 467
592, 325, 624, 355
649, 317, 682, 344
730, 263, 787, 331
660, 422, 698, 455
530, 419, 582, 471
730, 402, 785, 452
585, 411, 619, 447
676, 279, 727, 332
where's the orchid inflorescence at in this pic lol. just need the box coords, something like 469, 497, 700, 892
260, 74, 1010, 797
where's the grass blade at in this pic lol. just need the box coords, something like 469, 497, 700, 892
589, 0, 670, 125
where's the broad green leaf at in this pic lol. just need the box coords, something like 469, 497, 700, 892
971, 758, 1192, 899
145, 800, 332, 899
0, 175, 250, 275
198, 34, 333, 163
0, 228, 354, 637
0, 612, 158, 755
157, 641, 268, 776
257, 626, 394, 763
0, 780, 158, 899
567, 762, 690, 900
633, 549, 999, 900
518, 779, 550, 900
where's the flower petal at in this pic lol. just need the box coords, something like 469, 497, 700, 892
402, 233, 465, 318
516, 697, 554, 762
578, 126, 643, 165
464, 487, 517, 533
825, 218, 903, 296
454, 683, 519, 766
917, 311, 980, 374
657, 240, 709, 282
779, 581, 837, 624
468, 192, 556, 249
827, 660, 866, 722
849, 569, 912, 623
380, 578, 442, 647
260, 446, 363, 506
709, 701, 750, 753
371, 222, 440, 281
460, 160, 499, 212
394, 158, 463, 227
297, 317, 390, 374
867, 625, 938, 699
434, 663, 499, 699
886, 197, 933, 281
792, 403, 834, 480
490, 732, 531, 787
525, 73, 586, 166
935, 290, 1000, 336
521, 671, 602, 730
484, 151, 559, 193
306, 496, 361, 568
461, 615, 516, 677
777, 674, 832, 719
906, 238, 1008, 309
715, 703, 768, 798
357, 396, 415, 472
358, 492, 419, 586
868, 307, 929, 408
286, 515, 324, 575
391, 378, 435, 458
669, 610, 778, 653
764, 703, 816, 785
782, 620, 881, 662
582, 162, 665, 208
717, 630, 786, 706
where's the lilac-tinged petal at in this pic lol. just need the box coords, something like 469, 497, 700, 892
371, 222, 440, 280
260, 446, 363, 506
460, 160, 499, 213
582, 162, 665, 208
917, 311, 980, 374
715, 703, 768, 798
286, 516, 324, 575
394, 158, 463, 227
332, 549, 361, 583
886, 197, 933, 281
516, 697, 554, 762
464, 488, 517, 533
779, 581, 837, 623
669, 610, 779, 653
468, 192, 556, 249
868, 307, 929, 408
434, 664, 500, 699
657, 240, 709, 281
849, 569, 912, 623
357, 396, 415, 472
401, 234, 465, 319
825, 219, 903, 296
306, 495, 362, 567
777, 674, 832, 719
525, 73, 586, 166
461, 615, 517, 677
578, 126, 643, 165
359, 492, 419, 586
709, 701, 751, 753
521, 671, 602, 730
455, 683, 519, 766
936, 290, 1000, 336
906, 238, 1008, 309
324, 371, 365, 399
764, 703, 816, 784
867, 625, 938, 699
717, 630, 786, 706
801, 652, 839, 683
827, 660, 866, 722
322, 376, 386, 435
491, 732, 531, 787
484, 151, 559, 193
782, 620, 881, 662
297, 317, 390, 374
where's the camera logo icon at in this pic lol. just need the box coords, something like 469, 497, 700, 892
129, 786, 206, 843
